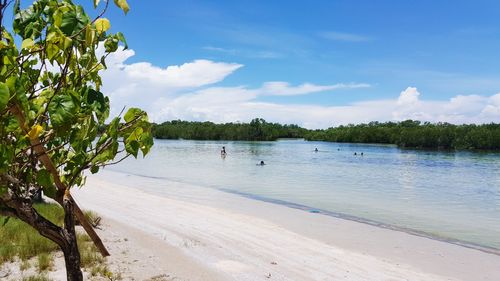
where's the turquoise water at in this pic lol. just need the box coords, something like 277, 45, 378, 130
109, 139, 500, 251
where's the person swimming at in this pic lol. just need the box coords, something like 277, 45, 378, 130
354, 152, 357, 156
258, 160, 265, 165
361, 152, 364, 156
314, 148, 318, 152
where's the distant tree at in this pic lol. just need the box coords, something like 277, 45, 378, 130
152, 118, 308, 141
304, 120, 500, 150
0, 0, 152, 280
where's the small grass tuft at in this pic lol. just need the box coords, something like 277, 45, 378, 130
90, 263, 114, 279
21, 274, 52, 281
20, 259, 31, 271
78, 233, 105, 269
37, 252, 53, 272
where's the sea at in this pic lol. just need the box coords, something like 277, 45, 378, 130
107, 139, 500, 252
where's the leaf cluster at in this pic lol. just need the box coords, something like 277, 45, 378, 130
0, 0, 152, 202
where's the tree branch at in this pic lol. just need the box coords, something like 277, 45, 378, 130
9, 104, 110, 257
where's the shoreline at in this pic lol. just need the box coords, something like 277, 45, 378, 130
73, 170, 500, 280
220, 189, 500, 256
107, 169, 500, 256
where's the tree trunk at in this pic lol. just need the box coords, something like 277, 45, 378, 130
2, 193, 84, 281
62, 248, 83, 281
61, 192, 83, 281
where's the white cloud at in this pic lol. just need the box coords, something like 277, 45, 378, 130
123, 59, 242, 88
397, 87, 420, 105
481, 93, 500, 117
100, 47, 500, 129
259, 82, 370, 96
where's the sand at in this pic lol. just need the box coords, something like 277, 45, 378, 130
68, 170, 500, 281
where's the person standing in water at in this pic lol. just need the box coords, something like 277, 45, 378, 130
315, 148, 319, 152
221, 146, 227, 155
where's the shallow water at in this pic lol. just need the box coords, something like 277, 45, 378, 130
108, 139, 500, 250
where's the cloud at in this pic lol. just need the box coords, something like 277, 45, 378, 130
391, 87, 500, 124
100, 47, 242, 117
147, 85, 500, 129
100, 47, 500, 129
319, 31, 372, 42
397, 87, 420, 105
123, 59, 242, 88
480, 93, 500, 117
259, 82, 370, 96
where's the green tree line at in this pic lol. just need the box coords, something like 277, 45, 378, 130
153, 118, 307, 141
305, 120, 500, 150
153, 119, 500, 150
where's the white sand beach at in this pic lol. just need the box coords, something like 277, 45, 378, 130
70, 170, 500, 281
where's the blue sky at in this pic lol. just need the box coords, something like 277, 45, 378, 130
7, 0, 500, 127
104, 0, 500, 100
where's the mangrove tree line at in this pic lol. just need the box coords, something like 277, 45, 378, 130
152, 119, 500, 150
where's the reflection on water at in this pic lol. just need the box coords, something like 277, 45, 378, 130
109, 139, 500, 250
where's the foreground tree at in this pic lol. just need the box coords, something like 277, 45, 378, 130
0, 0, 153, 279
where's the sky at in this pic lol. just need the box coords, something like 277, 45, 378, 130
10, 0, 500, 128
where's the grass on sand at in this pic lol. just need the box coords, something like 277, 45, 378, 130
0, 203, 115, 279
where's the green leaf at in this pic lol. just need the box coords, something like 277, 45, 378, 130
140, 132, 154, 156
21, 38, 34, 50
4, 118, 19, 133
36, 169, 57, 199
46, 43, 60, 61
104, 37, 118, 52
36, 169, 52, 188
86, 89, 104, 107
0, 82, 10, 111
48, 94, 76, 127
90, 165, 99, 174
93, 141, 118, 163
13, 3, 38, 37
114, 0, 130, 14
2, 217, 10, 227
86, 88, 106, 114
63, 37, 73, 50
107, 117, 120, 138
79, 53, 91, 68
59, 6, 89, 36
124, 108, 144, 123
94, 18, 110, 34
125, 127, 143, 158
60, 9, 78, 36
116, 32, 128, 49
85, 25, 95, 48
0, 146, 14, 173
94, 0, 101, 8
125, 140, 139, 158
43, 185, 57, 200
